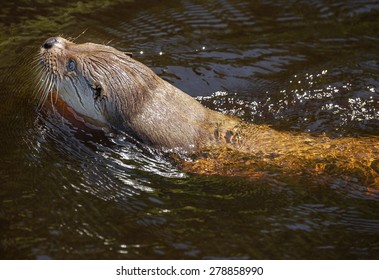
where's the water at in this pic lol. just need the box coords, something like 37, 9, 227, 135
1, 0, 379, 259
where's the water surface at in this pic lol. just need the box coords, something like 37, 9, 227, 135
0, 0, 379, 259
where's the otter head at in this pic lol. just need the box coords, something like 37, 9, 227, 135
38, 36, 158, 128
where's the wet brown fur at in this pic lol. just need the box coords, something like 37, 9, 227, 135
38, 37, 379, 187
39, 37, 238, 150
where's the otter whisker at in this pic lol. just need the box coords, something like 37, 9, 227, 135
53, 78, 59, 105
31, 56, 42, 70
35, 67, 51, 109
36, 84, 49, 110
70, 29, 88, 43
32, 56, 45, 99
38, 73, 56, 110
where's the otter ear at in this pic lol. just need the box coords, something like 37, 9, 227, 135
125, 52, 133, 58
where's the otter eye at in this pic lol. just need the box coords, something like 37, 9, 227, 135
67, 59, 76, 71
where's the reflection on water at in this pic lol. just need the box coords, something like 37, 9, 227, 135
1, 0, 379, 259
198, 70, 379, 135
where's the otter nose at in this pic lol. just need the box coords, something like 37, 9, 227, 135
42, 37, 58, 49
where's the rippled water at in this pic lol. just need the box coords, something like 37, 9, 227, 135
1, 0, 379, 259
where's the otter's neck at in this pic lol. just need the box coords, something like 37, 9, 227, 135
118, 76, 236, 150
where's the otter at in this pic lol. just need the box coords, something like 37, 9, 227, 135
37, 37, 379, 187
38, 36, 238, 151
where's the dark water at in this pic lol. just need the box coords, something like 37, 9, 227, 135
1, 0, 379, 259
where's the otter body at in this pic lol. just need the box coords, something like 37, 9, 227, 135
38, 37, 379, 186
38, 37, 238, 151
